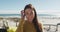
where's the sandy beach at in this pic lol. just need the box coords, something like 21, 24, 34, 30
0, 16, 60, 32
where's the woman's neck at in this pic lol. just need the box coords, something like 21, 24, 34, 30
27, 20, 33, 23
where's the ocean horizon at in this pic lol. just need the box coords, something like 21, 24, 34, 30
0, 14, 55, 16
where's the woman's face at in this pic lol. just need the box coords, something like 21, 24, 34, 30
25, 8, 35, 22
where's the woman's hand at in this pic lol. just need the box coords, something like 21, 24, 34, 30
21, 10, 25, 19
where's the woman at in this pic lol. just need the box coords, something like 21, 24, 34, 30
16, 4, 43, 32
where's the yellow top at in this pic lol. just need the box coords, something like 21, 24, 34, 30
16, 19, 43, 32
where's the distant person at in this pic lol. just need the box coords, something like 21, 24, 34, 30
16, 4, 43, 32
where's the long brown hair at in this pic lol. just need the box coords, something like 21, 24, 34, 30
24, 4, 42, 32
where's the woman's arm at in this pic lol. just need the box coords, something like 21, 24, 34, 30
16, 10, 25, 32
16, 18, 25, 32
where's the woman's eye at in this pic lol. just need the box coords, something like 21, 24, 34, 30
26, 13, 28, 15
26, 12, 33, 15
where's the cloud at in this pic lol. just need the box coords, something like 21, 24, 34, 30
36, 10, 60, 16
0, 10, 20, 14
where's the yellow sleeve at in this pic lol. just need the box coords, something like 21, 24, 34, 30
16, 19, 25, 32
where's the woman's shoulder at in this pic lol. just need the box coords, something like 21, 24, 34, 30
38, 20, 43, 27
38, 21, 43, 32
38, 22, 43, 25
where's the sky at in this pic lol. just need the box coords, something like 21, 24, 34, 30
0, 0, 60, 16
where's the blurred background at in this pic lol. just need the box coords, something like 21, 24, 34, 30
0, 0, 60, 32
